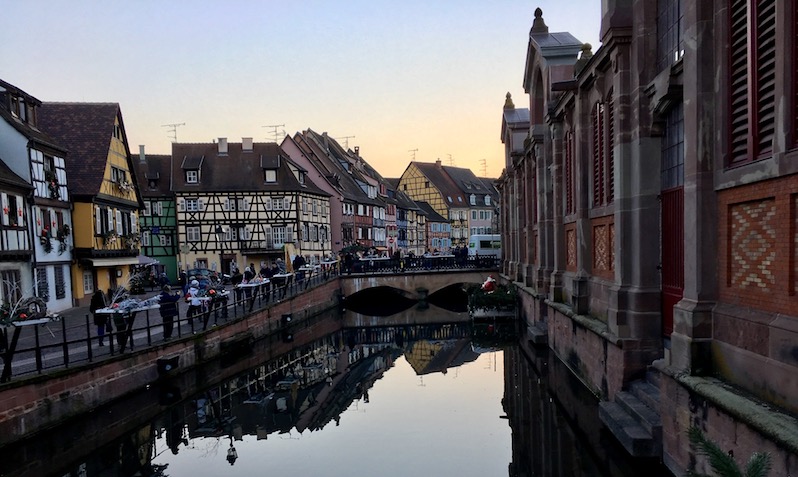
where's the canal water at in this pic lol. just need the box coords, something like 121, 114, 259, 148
0, 304, 668, 477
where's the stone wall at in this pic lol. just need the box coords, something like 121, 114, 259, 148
0, 280, 340, 444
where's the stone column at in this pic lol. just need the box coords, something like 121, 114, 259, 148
534, 131, 554, 293
669, 0, 717, 374
549, 119, 565, 302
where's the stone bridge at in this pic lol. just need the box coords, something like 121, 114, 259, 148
340, 269, 495, 300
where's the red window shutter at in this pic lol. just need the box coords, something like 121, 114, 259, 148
728, 0, 749, 166
565, 130, 574, 215
592, 103, 605, 206
794, 3, 798, 147
754, 0, 776, 157
606, 92, 615, 203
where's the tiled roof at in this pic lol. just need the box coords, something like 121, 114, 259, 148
170, 141, 329, 196
131, 153, 171, 197
412, 161, 465, 205
0, 80, 66, 153
37, 102, 123, 196
415, 201, 447, 222
299, 130, 380, 206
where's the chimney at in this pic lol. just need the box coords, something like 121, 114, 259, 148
139, 145, 146, 163
242, 137, 253, 152
354, 146, 360, 156
218, 137, 228, 155
436, 158, 442, 167
322, 132, 329, 150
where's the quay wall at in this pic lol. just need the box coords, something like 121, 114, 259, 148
0, 280, 340, 445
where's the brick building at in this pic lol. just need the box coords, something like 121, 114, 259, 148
500, 3, 798, 475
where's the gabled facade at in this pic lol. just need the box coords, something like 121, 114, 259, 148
398, 160, 498, 248
130, 148, 179, 282
172, 138, 331, 274
286, 130, 382, 252
0, 80, 74, 312
38, 102, 143, 306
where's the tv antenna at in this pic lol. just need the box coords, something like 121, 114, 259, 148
262, 124, 285, 142
447, 154, 454, 166
480, 158, 487, 176
335, 135, 355, 149
408, 148, 418, 160
161, 122, 185, 143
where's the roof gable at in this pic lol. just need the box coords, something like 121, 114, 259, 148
37, 102, 127, 196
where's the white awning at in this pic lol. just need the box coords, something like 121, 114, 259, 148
89, 257, 139, 267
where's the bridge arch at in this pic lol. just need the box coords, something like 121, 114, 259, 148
340, 270, 490, 300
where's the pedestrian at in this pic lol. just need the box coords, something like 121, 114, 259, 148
293, 254, 306, 282
276, 258, 287, 273
159, 285, 181, 340
90, 290, 109, 346
185, 279, 202, 326
344, 252, 354, 274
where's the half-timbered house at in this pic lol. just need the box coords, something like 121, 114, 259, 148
0, 158, 34, 306
286, 130, 382, 251
38, 103, 143, 306
398, 160, 471, 249
171, 138, 331, 274
130, 147, 178, 282
0, 80, 74, 312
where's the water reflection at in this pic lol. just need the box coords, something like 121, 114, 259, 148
0, 304, 667, 477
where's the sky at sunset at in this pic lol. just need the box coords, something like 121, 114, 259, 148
1, 1, 600, 179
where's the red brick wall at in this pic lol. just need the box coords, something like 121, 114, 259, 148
565, 222, 577, 272
591, 215, 615, 280
717, 175, 798, 314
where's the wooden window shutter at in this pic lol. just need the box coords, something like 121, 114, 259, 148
606, 92, 615, 203
728, 0, 749, 166
1, 193, 8, 226
198, 198, 205, 211
95, 206, 101, 232
565, 130, 574, 215
592, 103, 605, 206
795, 4, 798, 147
106, 208, 114, 233
753, 0, 776, 157
178, 198, 185, 212
115, 209, 123, 234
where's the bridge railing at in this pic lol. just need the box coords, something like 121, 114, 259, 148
342, 255, 499, 274
0, 260, 498, 382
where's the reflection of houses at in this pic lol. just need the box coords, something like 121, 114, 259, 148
404, 339, 478, 375
38, 102, 142, 306
0, 80, 73, 311
130, 148, 178, 282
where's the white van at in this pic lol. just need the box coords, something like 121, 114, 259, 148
468, 234, 502, 259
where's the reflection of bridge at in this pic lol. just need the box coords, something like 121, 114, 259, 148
340, 268, 497, 300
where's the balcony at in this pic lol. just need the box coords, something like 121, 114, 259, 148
240, 239, 284, 253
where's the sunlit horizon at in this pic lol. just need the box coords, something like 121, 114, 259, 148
1, 1, 600, 179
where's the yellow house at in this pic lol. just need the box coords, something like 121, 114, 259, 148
38, 103, 144, 306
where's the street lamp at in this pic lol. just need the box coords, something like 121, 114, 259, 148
215, 226, 226, 274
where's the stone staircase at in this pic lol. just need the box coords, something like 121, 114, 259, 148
598, 368, 662, 457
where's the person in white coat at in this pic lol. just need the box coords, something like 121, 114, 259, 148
186, 279, 202, 325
